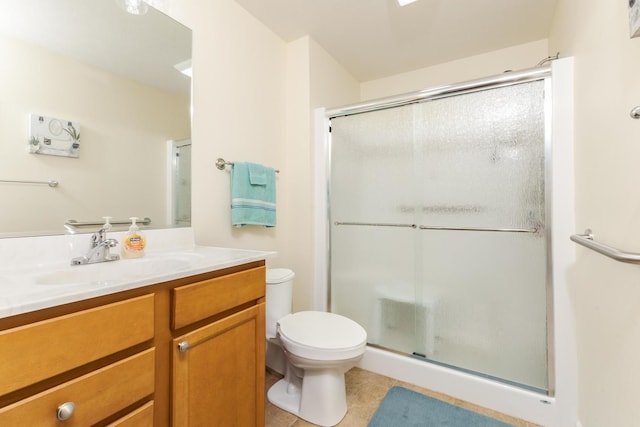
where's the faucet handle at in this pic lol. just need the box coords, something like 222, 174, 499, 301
102, 216, 112, 231
90, 217, 112, 246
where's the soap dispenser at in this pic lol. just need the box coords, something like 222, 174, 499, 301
122, 217, 146, 259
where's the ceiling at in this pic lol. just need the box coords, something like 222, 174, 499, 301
235, 0, 559, 82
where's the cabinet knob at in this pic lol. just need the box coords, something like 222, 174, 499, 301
56, 401, 76, 421
178, 341, 190, 353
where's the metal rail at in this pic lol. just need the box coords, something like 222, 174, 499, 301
334, 221, 538, 233
419, 225, 537, 233
65, 217, 152, 228
215, 157, 280, 173
326, 66, 551, 118
0, 179, 58, 187
570, 229, 640, 264
334, 221, 417, 228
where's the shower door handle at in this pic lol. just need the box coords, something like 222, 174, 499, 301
418, 225, 538, 233
334, 221, 417, 228
334, 221, 538, 234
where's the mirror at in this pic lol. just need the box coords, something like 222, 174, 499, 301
0, 0, 192, 237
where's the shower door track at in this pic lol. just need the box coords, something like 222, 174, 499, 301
326, 66, 551, 119
334, 221, 538, 233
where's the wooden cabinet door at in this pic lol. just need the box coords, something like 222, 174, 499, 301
172, 303, 265, 426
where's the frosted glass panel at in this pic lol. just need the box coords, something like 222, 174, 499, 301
416, 231, 547, 388
329, 79, 549, 392
414, 81, 547, 389
330, 105, 415, 224
331, 106, 419, 354
331, 226, 415, 353
414, 82, 545, 230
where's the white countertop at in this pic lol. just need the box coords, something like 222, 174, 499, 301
0, 228, 274, 319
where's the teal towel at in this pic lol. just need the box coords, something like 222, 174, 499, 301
248, 163, 267, 185
231, 162, 276, 227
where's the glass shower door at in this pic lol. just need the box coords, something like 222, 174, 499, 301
330, 105, 420, 354
412, 81, 548, 391
329, 79, 549, 392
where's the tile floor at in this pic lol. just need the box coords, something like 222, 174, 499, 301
265, 367, 542, 427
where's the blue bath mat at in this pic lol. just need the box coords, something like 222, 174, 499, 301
368, 386, 516, 427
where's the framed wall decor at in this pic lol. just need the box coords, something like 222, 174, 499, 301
29, 114, 80, 158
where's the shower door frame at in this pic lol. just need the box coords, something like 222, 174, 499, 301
324, 66, 555, 396
166, 138, 192, 226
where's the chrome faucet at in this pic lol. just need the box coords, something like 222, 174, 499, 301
71, 220, 120, 265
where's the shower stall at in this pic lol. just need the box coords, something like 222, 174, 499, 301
318, 60, 576, 426
326, 66, 557, 399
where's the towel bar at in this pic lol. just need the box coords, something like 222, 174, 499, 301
216, 157, 279, 173
570, 229, 640, 264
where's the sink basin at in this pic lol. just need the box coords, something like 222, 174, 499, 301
34, 253, 204, 286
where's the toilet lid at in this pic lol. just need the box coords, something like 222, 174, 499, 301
277, 311, 367, 352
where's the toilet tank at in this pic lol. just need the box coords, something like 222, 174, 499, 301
265, 268, 295, 338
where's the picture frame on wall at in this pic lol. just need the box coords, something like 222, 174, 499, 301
28, 114, 80, 158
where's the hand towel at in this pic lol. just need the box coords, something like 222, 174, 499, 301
248, 163, 267, 186
231, 162, 276, 227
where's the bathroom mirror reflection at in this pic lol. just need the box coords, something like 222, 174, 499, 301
0, 0, 192, 237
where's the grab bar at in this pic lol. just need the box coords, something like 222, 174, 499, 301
333, 221, 537, 233
570, 229, 640, 264
64, 217, 151, 228
0, 179, 58, 187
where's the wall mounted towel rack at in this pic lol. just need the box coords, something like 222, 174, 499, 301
215, 157, 280, 173
570, 229, 640, 264
0, 179, 58, 187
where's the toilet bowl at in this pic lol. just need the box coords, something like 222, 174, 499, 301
265, 270, 367, 427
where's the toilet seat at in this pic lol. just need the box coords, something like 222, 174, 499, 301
277, 311, 367, 361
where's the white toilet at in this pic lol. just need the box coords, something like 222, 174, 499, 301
266, 269, 367, 427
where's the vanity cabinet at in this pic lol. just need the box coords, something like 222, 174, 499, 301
0, 260, 266, 426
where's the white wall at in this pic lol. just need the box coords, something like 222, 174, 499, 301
0, 33, 189, 234
155, 1, 358, 312
159, 0, 287, 261
361, 40, 549, 101
549, 1, 640, 426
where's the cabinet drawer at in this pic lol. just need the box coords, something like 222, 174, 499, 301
0, 348, 155, 426
0, 294, 154, 396
107, 400, 154, 427
173, 266, 265, 329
